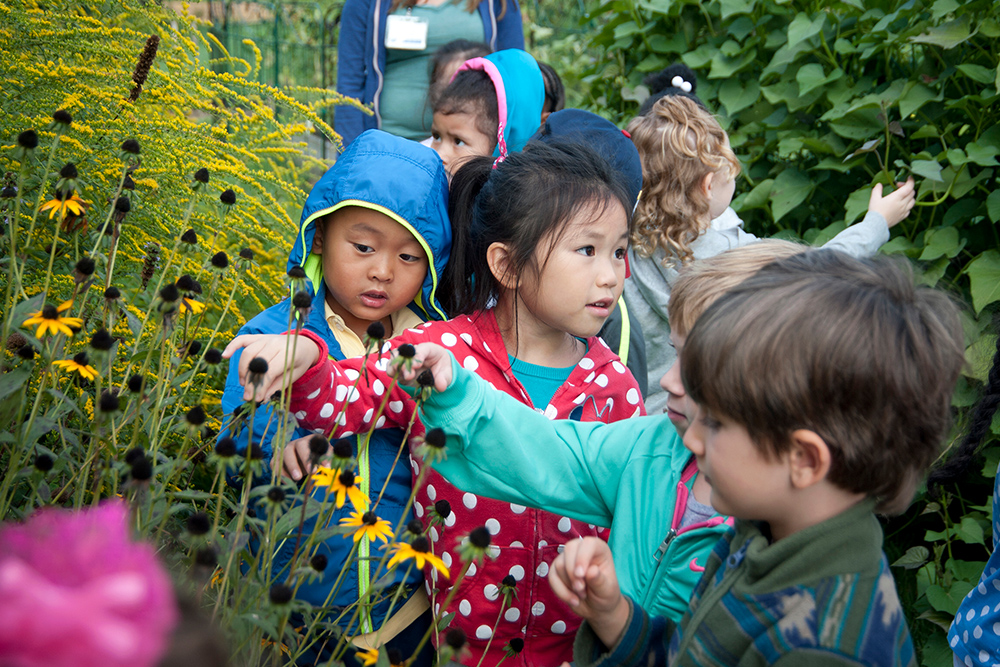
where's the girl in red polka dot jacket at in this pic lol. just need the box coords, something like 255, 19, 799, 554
224, 141, 646, 667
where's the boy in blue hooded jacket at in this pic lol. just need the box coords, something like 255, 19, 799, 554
219, 129, 451, 665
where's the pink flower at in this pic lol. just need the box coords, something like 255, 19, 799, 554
0, 501, 178, 667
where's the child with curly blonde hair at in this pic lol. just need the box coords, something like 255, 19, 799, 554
624, 93, 917, 414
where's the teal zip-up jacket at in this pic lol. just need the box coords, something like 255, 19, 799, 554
411, 355, 734, 623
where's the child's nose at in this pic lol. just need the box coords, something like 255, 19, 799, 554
660, 361, 684, 397
369, 255, 393, 282
682, 408, 705, 455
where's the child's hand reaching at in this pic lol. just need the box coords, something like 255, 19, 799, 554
868, 176, 916, 228
277, 435, 326, 481
222, 333, 321, 402
387, 342, 455, 392
549, 537, 631, 650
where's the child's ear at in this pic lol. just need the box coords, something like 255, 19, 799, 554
486, 242, 517, 291
310, 220, 326, 255
700, 172, 715, 198
787, 429, 832, 490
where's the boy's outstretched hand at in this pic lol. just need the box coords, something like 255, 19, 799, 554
222, 333, 321, 403
868, 176, 916, 228
549, 537, 631, 650
387, 342, 455, 392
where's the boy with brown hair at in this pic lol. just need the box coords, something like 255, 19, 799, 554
548, 250, 964, 666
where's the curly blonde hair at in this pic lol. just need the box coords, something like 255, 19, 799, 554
627, 95, 741, 264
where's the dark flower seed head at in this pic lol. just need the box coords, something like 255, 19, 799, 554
74, 257, 95, 276
215, 437, 237, 458
1, 185, 16, 199
210, 251, 228, 269
72, 351, 90, 366
366, 321, 386, 340
52, 109, 73, 125
186, 512, 211, 535
308, 435, 329, 458
34, 454, 54, 472
180, 228, 198, 244
508, 638, 524, 654
99, 390, 120, 413
114, 196, 131, 213
445, 628, 467, 650
247, 357, 268, 375
194, 167, 209, 183
185, 405, 206, 426
287, 266, 306, 279
239, 247, 253, 260
292, 290, 312, 309
267, 486, 286, 503
396, 343, 415, 359
17, 130, 39, 149
41, 304, 59, 319
17, 345, 35, 360
387, 649, 403, 666
220, 189, 236, 205
407, 519, 424, 535
104, 286, 121, 300
362, 512, 378, 525
332, 439, 354, 459
159, 283, 179, 302
130, 455, 152, 480
434, 500, 452, 519
90, 329, 114, 351
121, 138, 140, 154
122, 174, 135, 190
203, 348, 223, 365
424, 428, 446, 449
411, 536, 431, 553
60, 162, 78, 179
501, 574, 516, 587
176, 274, 196, 292
124, 447, 145, 465
127, 374, 145, 393
468, 526, 491, 548
416, 369, 435, 387
310, 554, 328, 572
184, 340, 202, 357
338, 470, 356, 487
269, 583, 293, 604
195, 547, 217, 567
249, 443, 265, 460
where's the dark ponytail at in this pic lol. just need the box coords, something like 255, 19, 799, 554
440, 140, 633, 317
927, 319, 1000, 495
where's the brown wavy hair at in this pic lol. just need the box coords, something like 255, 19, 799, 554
627, 95, 740, 265
390, 0, 507, 19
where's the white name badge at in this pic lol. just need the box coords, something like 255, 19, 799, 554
385, 14, 428, 50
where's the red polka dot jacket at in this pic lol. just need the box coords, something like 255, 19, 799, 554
288, 309, 646, 667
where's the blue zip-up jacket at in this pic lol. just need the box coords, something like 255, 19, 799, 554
335, 0, 524, 148
220, 130, 451, 637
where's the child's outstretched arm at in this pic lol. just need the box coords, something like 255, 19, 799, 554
222, 333, 321, 403
550, 537, 630, 649
867, 176, 916, 228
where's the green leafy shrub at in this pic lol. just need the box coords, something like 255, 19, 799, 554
580, 0, 999, 662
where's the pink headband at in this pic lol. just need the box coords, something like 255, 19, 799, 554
454, 57, 509, 163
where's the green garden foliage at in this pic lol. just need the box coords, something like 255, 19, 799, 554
577, 0, 999, 662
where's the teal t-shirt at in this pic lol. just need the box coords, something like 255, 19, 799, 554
508, 355, 575, 410
380, 2, 485, 140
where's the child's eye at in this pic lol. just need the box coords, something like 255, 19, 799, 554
700, 414, 722, 430
614, 247, 626, 260
577, 246, 596, 257
400, 253, 421, 263
353, 243, 373, 253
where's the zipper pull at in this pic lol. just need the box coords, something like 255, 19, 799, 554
654, 528, 677, 562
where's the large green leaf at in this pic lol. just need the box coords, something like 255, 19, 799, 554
965, 141, 1000, 166
844, 185, 872, 224
987, 190, 1000, 222
911, 159, 944, 182
787, 12, 825, 45
828, 108, 883, 140
957, 63, 996, 84
966, 250, 1000, 313
769, 169, 814, 222
909, 16, 974, 49
718, 78, 760, 115
898, 82, 938, 119
919, 227, 963, 260
719, 0, 753, 19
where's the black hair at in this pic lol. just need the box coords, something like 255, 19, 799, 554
428, 40, 491, 108
440, 140, 633, 316
433, 69, 499, 148
927, 318, 1000, 496
536, 61, 565, 115
637, 63, 706, 116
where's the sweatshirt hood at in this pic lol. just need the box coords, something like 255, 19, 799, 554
289, 129, 452, 321
456, 49, 544, 160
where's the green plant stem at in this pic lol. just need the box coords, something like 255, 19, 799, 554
89, 166, 128, 257
24, 133, 62, 246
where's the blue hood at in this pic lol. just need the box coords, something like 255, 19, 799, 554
288, 129, 452, 321
456, 49, 544, 159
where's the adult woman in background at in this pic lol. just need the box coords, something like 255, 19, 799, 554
335, 0, 523, 146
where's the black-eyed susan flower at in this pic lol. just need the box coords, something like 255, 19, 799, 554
329, 438, 355, 468
186, 512, 211, 536
180, 297, 206, 314
414, 427, 448, 463
220, 189, 236, 206
503, 638, 524, 657
387, 536, 449, 576
24, 301, 84, 337
52, 109, 73, 128
340, 511, 393, 544
311, 466, 368, 511
34, 454, 54, 473
52, 352, 98, 380
39, 190, 87, 221
269, 583, 293, 605
456, 525, 493, 565
310, 553, 328, 572
356, 647, 379, 667
308, 434, 328, 463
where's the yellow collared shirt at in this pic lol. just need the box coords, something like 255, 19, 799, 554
323, 301, 424, 358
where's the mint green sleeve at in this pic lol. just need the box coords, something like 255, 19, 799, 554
417, 355, 676, 528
